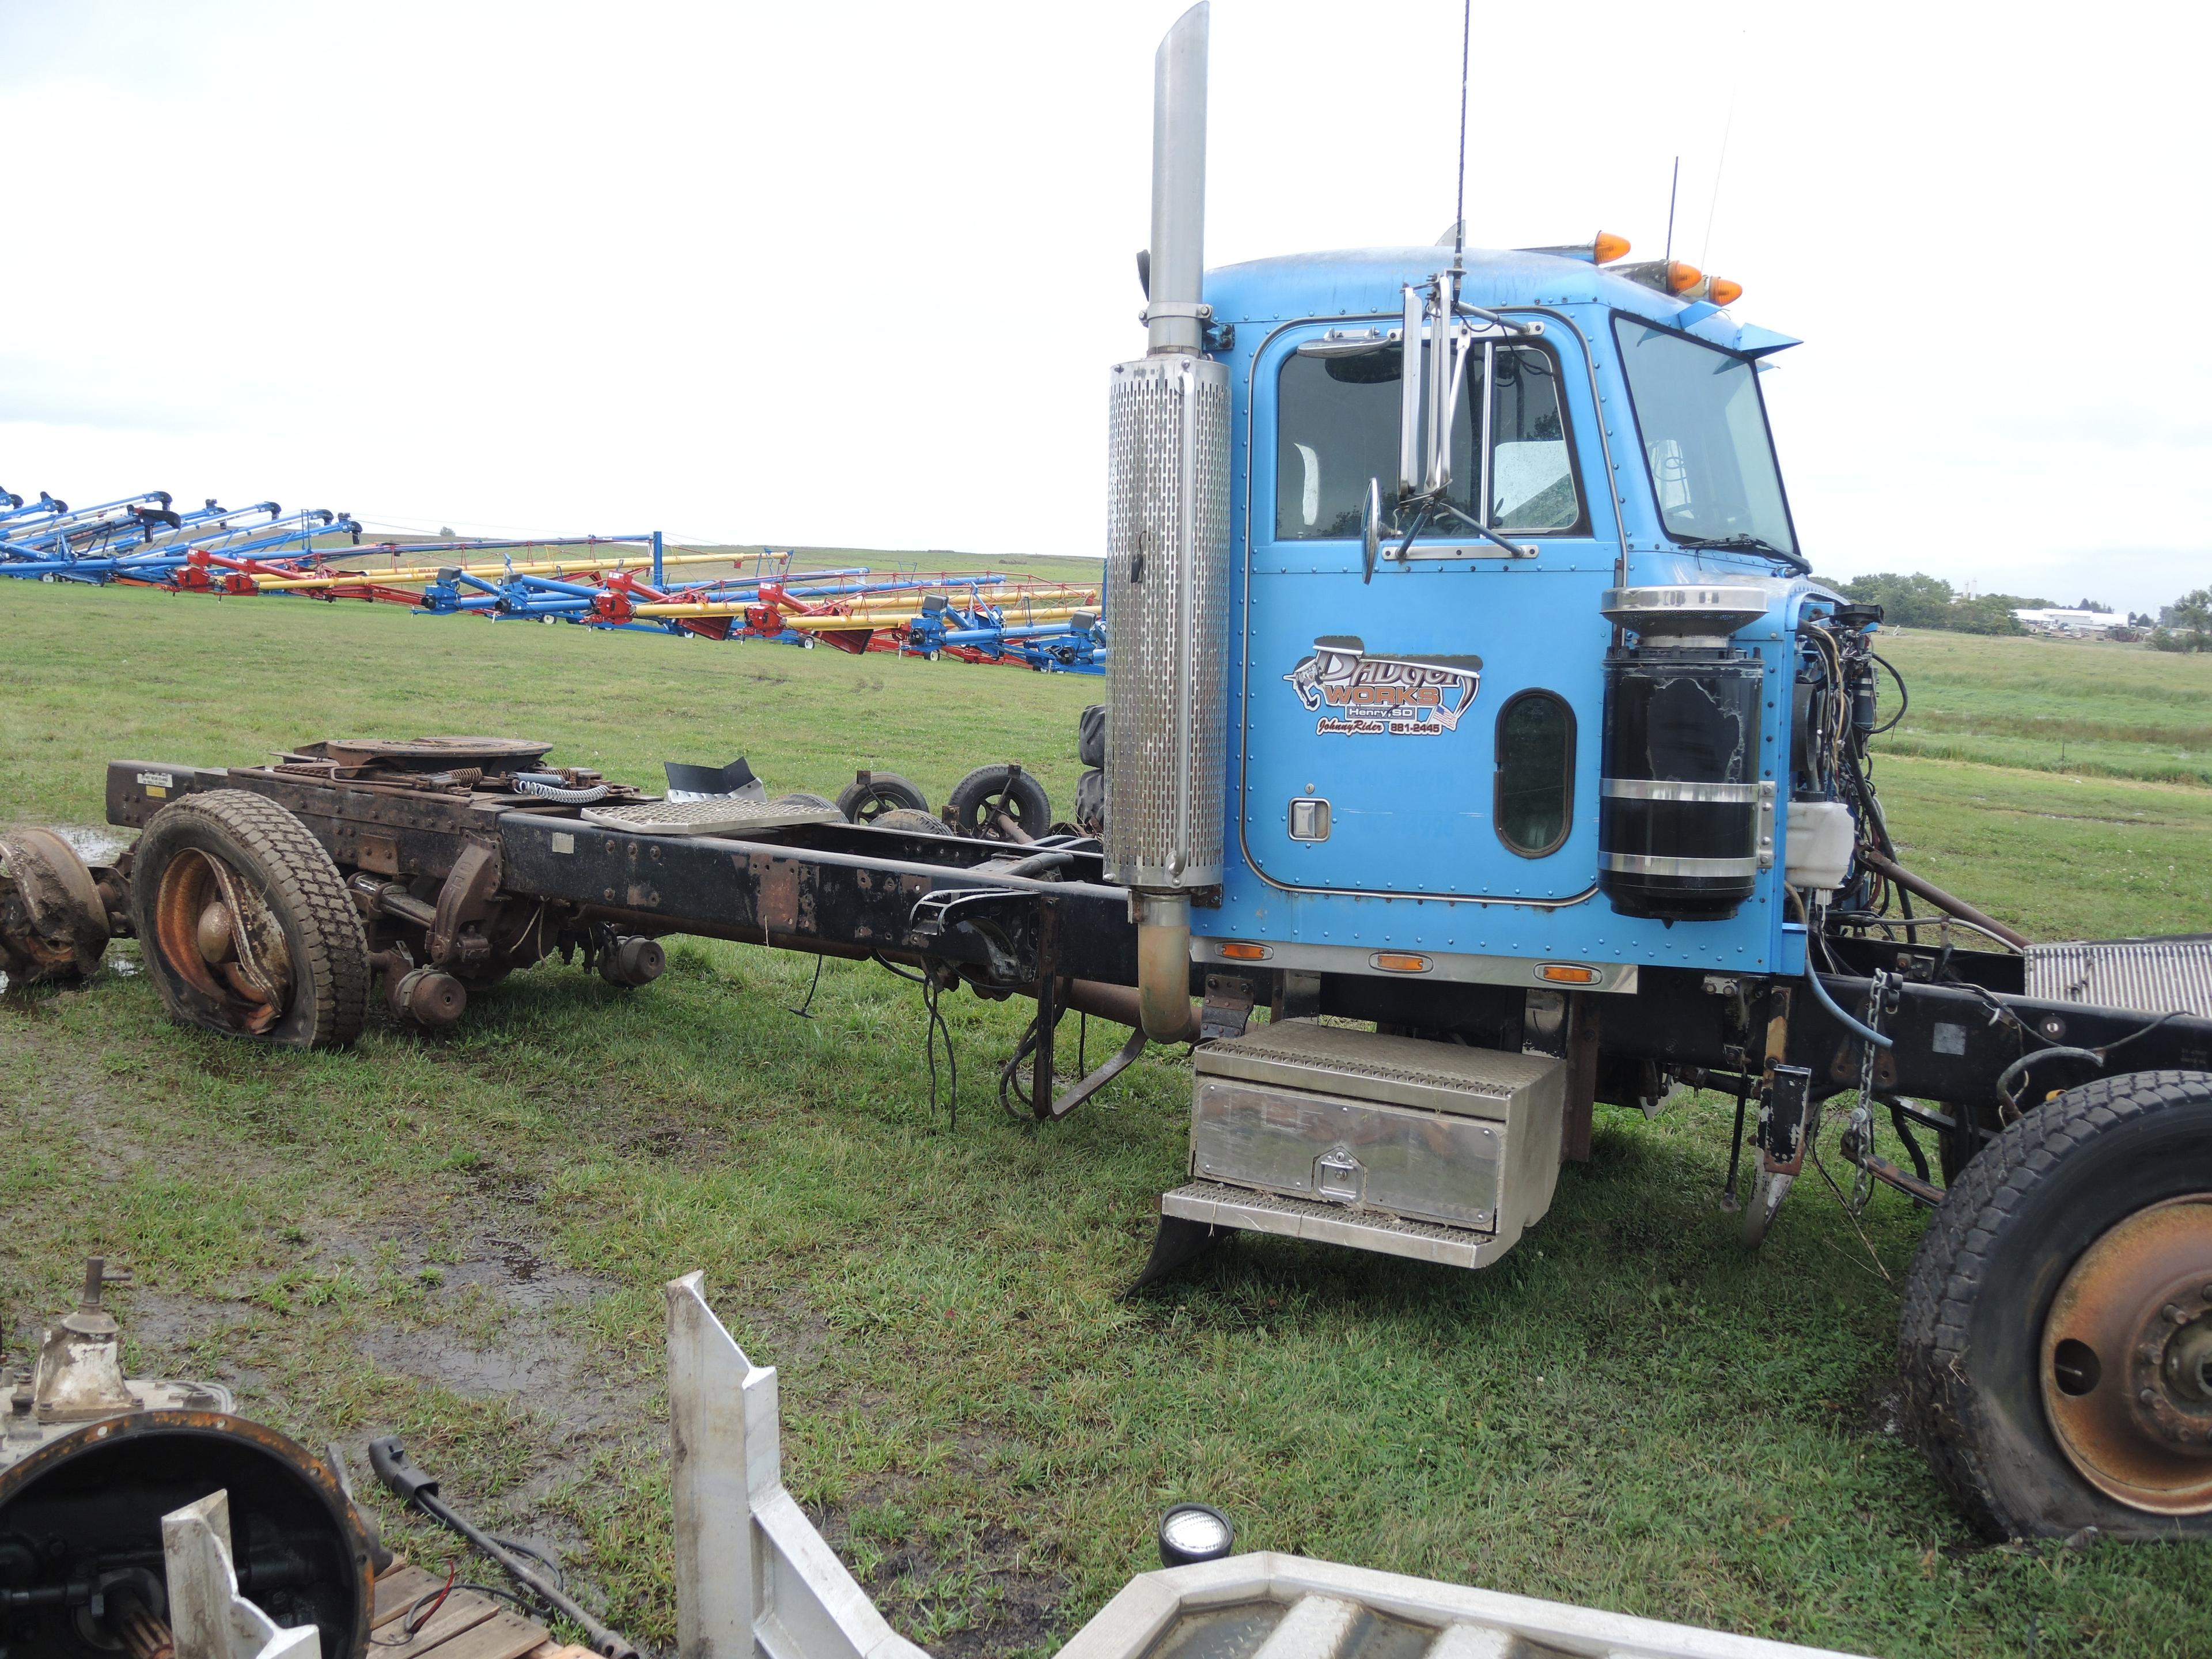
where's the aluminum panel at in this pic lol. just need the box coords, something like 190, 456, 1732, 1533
1194, 1019, 1557, 1117
2027, 934, 2212, 1019
1191, 1080, 1503, 1231
1104, 354, 1230, 889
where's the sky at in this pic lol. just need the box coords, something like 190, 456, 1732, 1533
3, 1, 2207, 615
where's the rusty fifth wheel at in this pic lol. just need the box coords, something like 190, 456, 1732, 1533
1900, 1071, 2212, 1538
0, 828, 111, 983
130, 791, 370, 1048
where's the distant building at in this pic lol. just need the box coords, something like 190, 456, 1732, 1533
2012, 607, 2123, 638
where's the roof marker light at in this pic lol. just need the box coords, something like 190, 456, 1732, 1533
1612, 259, 1706, 298
1516, 232, 1631, 265
1707, 276, 1743, 306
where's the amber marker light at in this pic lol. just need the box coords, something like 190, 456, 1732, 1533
1217, 942, 1271, 961
1593, 230, 1631, 265
1537, 963, 1601, 985
1666, 260, 1703, 294
1370, 952, 1433, 974
1707, 276, 1744, 306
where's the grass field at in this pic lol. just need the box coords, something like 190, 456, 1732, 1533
4, 582, 2210, 1658
1870, 629, 2212, 787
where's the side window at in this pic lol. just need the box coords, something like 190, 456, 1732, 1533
1490, 347, 1577, 531
1495, 691, 1574, 856
1274, 338, 1583, 541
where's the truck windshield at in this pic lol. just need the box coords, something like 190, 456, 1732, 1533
1611, 319, 1794, 555
1274, 342, 1582, 541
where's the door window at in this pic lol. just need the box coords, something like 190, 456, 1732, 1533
1273, 341, 1584, 542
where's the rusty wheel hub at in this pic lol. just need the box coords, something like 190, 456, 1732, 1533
151, 849, 293, 1033
2042, 1194, 2212, 1514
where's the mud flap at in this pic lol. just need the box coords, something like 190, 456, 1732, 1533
1126, 1213, 1224, 1293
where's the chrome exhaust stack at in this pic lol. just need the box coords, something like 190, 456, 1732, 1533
1105, 2, 1229, 1043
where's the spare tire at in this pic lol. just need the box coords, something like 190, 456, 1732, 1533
1074, 767, 1105, 836
869, 809, 955, 838
837, 772, 931, 825
771, 792, 841, 812
946, 765, 1051, 840
1078, 703, 1108, 769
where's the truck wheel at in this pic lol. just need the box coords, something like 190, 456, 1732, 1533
1077, 703, 1107, 769
946, 765, 1051, 840
836, 772, 930, 825
130, 791, 371, 1049
1899, 1071, 2212, 1538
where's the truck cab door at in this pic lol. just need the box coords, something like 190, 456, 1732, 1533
1238, 316, 1614, 905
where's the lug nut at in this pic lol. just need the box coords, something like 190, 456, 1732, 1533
2168, 1304, 2190, 1324
2141, 1387, 2160, 1405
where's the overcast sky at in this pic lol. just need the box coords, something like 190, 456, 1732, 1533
3, 1, 2206, 613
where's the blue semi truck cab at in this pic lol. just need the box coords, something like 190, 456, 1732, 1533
1102, 6, 1886, 1272
1093, 4, 2212, 1546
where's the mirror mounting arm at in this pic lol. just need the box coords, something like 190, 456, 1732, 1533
1425, 496, 1539, 559
1453, 302, 1543, 336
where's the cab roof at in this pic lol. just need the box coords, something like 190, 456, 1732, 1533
1202, 246, 1789, 357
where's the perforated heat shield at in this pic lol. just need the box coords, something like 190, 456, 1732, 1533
1103, 353, 1230, 890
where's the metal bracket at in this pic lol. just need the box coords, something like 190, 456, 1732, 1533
1756, 1063, 1815, 1175
1756, 781, 1777, 872
1199, 974, 1256, 1043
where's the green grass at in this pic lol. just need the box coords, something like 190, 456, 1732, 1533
1871, 630, 2212, 786
5, 582, 2211, 1658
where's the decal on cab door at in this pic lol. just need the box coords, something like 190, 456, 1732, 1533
1283, 636, 1483, 737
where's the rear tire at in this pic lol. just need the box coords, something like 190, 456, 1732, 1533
1899, 1071, 2212, 1538
946, 765, 1051, 840
130, 791, 370, 1049
836, 772, 930, 824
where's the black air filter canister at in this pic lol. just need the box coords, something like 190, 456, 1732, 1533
1596, 586, 1772, 921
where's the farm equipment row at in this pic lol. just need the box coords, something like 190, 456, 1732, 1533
1, 487, 1109, 671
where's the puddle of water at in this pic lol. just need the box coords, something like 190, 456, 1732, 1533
50, 824, 131, 865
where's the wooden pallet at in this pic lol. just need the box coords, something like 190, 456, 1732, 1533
369, 1559, 593, 1659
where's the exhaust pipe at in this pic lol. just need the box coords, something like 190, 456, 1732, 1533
1145, 4, 1210, 355
1107, 2, 1229, 1044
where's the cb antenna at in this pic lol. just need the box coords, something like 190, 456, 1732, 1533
1662, 155, 1680, 267
1452, 0, 1471, 266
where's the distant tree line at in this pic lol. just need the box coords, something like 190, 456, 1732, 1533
1820, 572, 2047, 635
1819, 572, 2211, 650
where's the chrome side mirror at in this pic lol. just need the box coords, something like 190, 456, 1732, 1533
1360, 477, 1382, 584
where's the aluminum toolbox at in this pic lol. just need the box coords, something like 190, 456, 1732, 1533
1187, 1022, 1565, 1241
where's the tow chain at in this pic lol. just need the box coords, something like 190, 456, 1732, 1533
1844, 968, 1893, 1217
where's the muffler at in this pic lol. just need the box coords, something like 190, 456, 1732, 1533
1104, 3, 1228, 1043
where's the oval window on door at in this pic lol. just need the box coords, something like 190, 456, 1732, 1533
1495, 691, 1575, 857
